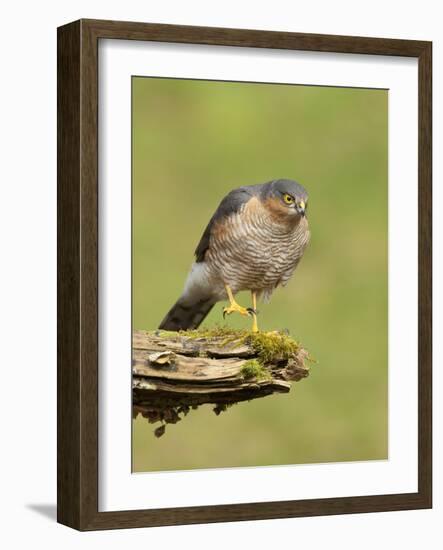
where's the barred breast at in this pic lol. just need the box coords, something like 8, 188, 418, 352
205, 197, 310, 300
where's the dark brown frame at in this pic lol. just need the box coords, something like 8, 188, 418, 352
57, 18, 432, 531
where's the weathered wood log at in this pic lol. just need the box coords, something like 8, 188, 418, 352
132, 328, 311, 436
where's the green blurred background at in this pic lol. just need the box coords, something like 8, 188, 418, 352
132, 77, 388, 472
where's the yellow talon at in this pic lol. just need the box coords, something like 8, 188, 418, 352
222, 303, 251, 318
223, 285, 259, 332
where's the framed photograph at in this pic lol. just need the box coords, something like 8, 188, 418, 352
57, 19, 432, 530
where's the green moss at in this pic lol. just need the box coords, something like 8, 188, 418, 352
245, 331, 299, 364
240, 359, 271, 381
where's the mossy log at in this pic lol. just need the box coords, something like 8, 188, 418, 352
133, 328, 311, 436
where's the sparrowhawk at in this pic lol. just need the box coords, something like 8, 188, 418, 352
159, 179, 310, 332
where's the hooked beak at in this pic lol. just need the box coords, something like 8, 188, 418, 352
296, 200, 306, 216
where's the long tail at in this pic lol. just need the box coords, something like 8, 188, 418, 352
158, 295, 216, 331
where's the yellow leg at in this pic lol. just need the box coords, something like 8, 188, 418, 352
223, 284, 251, 319
251, 291, 259, 332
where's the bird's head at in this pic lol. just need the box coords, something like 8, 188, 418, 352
262, 179, 309, 220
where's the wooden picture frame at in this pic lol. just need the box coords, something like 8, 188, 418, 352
57, 18, 432, 530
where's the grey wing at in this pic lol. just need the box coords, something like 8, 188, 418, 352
194, 186, 257, 262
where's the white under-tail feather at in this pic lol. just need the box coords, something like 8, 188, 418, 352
158, 263, 218, 331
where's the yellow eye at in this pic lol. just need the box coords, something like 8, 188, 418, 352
283, 194, 294, 204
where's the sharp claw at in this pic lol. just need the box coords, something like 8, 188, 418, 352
247, 307, 259, 316
223, 304, 252, 319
